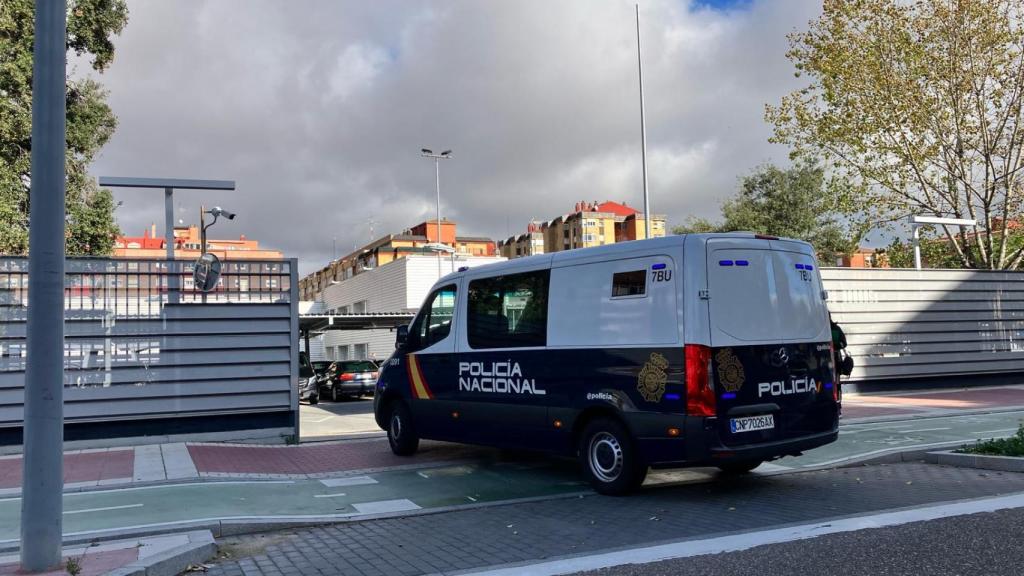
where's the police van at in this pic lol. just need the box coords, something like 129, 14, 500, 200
373, 233, 840, 495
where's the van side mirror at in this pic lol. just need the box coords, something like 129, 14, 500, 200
396, 325, 409, 349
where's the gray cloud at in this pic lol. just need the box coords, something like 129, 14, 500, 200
83, 0, 822, 275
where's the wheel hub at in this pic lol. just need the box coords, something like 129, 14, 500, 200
589, 432, 623, 482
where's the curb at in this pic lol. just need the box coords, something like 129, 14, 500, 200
105, 531, 216, 576
926, 450, 1024, 473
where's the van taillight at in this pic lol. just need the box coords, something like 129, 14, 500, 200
685, 344, 716, 417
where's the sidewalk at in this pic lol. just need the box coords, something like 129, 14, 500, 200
841, 383, 1024, 422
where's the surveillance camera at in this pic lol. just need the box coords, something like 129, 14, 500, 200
211, 206, 236, 220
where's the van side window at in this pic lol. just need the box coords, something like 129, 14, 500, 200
612, 270, 646, 297
468, 270, 550, 349
408, 284, 457, 351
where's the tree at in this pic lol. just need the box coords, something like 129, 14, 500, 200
767, 0, 1024, 270
672, 160, 862, 263
0, 0, 128, 256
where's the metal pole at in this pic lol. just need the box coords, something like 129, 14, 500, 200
435, 157, 442, 278
164, 188, 178, 303
913, 225, 922, 270
20, 0, 67, 569
636, 4, 651, 240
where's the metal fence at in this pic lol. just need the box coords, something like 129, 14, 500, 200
822, 267, 1024, 382
0, 257, 298, 442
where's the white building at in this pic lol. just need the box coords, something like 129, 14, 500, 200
316, 253, 504, 361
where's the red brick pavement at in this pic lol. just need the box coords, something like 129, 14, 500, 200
0, 450, 133, 489
188, 439, 489, 475
0, 547, 138, 576
840, 403, 919, 420
850, 386, 1024, 409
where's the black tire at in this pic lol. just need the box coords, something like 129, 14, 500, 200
331, 384, 340, 403
579, 418, 647, 496
386, 401, 419, 456
717, 459, 763, 474
309, 394, 319, 406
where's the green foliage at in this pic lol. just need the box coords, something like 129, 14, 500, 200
767, 0, 1024, 269
673, 160, 863, 263
0, 0, 127, 256
959, 423, 1024, 457
881, 226, 1024, 269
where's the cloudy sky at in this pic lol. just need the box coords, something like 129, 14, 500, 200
83, 0, 822, 275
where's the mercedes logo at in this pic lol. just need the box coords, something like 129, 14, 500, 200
770, 347, 789, 368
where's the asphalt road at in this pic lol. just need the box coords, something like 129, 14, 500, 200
575, 507, 1024, 576
300, 396, 380, 440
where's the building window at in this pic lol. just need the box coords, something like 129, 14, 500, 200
467, 270, 549, 349
612, 270, 646, 297
352, 300, 367, 314
408, 284, 457, 351
353, 343, 368, 359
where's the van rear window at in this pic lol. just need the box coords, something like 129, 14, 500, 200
612, 270, 646, 297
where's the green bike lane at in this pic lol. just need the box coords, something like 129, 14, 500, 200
2, 409, 1021, 547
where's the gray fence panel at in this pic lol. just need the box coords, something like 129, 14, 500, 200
0, 257, 298, 433
822, 267, 1024, 381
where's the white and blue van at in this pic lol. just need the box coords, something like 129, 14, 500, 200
373, 233, 840, 494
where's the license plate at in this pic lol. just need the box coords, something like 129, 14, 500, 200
730, 414, 774, 434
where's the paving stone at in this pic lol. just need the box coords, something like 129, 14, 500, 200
204, 462, 1024, 576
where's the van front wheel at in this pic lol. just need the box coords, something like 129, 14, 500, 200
387, 401, 419, 456
579, 419, 647, 496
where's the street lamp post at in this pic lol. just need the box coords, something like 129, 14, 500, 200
98, 177, 236, 303
20, 0, 67, 569
908, 215, 977, 270
420, 148, 452, 277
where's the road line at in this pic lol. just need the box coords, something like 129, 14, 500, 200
900, 427, 952, 433
307, 416, 334, 423
0, 480, 297, 502
320, 476, 377, 487
313, 493, 347, 498
63, 503, 143, 515
468, 492, 1024, 576
971, 428, 1020, 435
351, 499, 420, 514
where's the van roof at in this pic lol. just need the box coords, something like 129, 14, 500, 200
437, 232, 814, 283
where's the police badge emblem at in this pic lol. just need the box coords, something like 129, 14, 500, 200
716, 348, 745, 393
637, 352, 669, 402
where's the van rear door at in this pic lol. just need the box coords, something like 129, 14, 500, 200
705, 237, 836, 447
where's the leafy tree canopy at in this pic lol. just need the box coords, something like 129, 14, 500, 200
0, 0, 128, 255
672, 160, 863, 263
767, 0, 1024, 269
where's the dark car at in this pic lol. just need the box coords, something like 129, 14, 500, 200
319, 360, 379, 402
298, 352, 319, 405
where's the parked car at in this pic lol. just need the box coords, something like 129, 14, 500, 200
319, 360, 379, 401
298, 352, 319, 405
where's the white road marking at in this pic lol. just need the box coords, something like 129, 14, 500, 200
467, 496, 478, 502
313, 493, 347, 498
320, 476, 377, 488
900, 427, 952, 433
971, 428, 1020, 436
306, 416, 334, 423
64, 503, 143, 515
351, 499, 420, 514
417, 471, 430, 479
468, 492, 1024, 576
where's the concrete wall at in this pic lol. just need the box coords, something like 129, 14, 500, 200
821, 267, 1024, 382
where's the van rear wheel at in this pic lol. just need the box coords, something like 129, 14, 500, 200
386, 401, 419, 456
717, 459, 763, 474
579, 418, 647, 496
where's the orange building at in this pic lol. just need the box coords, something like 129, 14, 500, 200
499, 200, 667, 259
300, 219, 496, 301
113, 224, 283, 261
